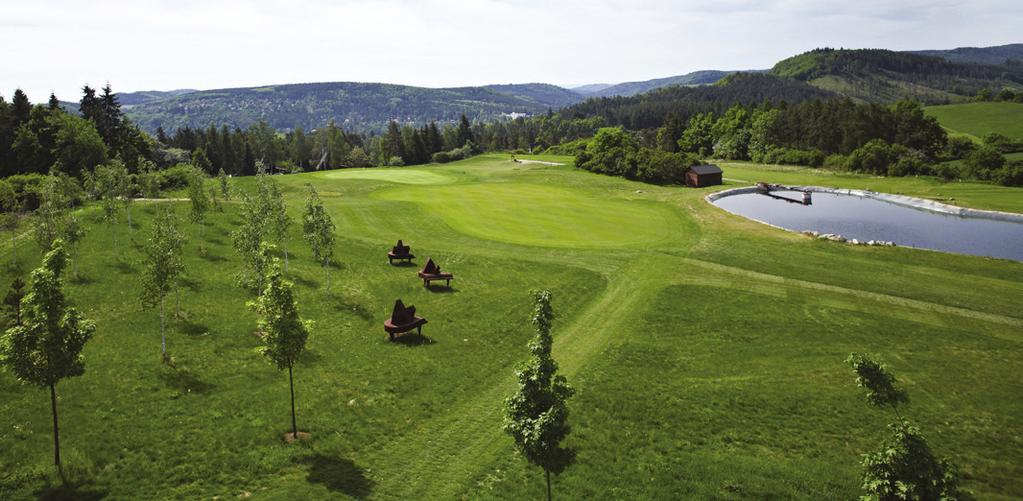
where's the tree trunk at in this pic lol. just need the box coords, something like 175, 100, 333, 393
126, 206, 133, 235
175, 285, 181, 318
289, 364, 298, 439
160, 296, 167, 359
10, 228, 16, 269
546, 469, 552, 501
283, 244, 289, 273
50, 383, 61, 471
323, 259, 330, 290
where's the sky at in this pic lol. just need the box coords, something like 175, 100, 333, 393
1, 0, 1021, 101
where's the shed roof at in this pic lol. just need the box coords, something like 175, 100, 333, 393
689, 164, 722, 175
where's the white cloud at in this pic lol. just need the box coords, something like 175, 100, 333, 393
0, 0, 1019, 101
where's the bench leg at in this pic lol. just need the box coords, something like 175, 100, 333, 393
446, 279, 450, 287
388, 332, 394, 341
417, 325, 422, 335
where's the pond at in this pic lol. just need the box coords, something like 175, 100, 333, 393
711, 189, 1023, 261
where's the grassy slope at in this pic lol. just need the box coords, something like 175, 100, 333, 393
925, 102, 1023, 140
1, 155, 1021, 500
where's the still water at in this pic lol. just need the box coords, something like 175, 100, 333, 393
712, 190, 1023, 261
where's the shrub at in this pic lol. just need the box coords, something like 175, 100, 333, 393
544, 138, 590, 156
944, 136, 977, 160
753, 147, 825, 167
386, 156, 404, 167
962, 146, 1006, 180
5, 173, 47, 211
824, 154, 849, 170
992, 162, 1023, 186
157, 164, 197, 191
632, 149, 701, 184
846, 140, 910, 175
888, 156, 927, 177
982, 132, 1023, 153
431, 141, 478, 164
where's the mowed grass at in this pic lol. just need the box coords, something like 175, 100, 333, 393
323, 168, 453, 185
0, 154, 1021, 499
925, 101, 1023, 140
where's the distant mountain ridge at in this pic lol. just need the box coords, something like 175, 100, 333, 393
117, 89, 197, 106
907, 43, 1023, 65
578, 70, 743, 97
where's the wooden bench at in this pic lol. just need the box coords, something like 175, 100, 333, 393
383, 299, 427, 340
387, 240, 415, 264
418, 258, 454, 288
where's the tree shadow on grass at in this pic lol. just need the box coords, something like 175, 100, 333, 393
69, 273, 96, 285
33, 473, 108, 501
158, 365, 216, 395
290, 273, 319, 289
297, 349, 322, 365
199, 252, 227, 263
178, 318, 210, 337
180, 276, 202, 292
303, 454, 374, 499
107, 260, 136, 274
388, 261, 417, 268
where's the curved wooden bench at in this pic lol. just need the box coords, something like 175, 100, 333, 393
384, 299, 427, 340
418, 258, 454, 287
387, 239, 415, 264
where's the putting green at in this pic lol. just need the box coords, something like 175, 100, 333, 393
323, 168, 451, 184
376, 183, 680, 247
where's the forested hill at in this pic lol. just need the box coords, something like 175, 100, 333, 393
559, 73, 834, 130
578, 70, 738, 98
908, 43, 1023, 65
771, 48, 1023, 103
124, 81, 584, 133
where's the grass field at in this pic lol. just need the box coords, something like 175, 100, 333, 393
1, 154, 1021, 499
925, 101, 1023, 141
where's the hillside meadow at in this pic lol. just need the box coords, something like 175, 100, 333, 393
1, 154, 1021, 499
925, 101, 1023, 140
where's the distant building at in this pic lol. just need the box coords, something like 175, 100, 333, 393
686, 164, 723, 188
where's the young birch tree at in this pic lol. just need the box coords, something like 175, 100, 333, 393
504, 289, 575, 501
141, 206, 185, 361
249, 246, 311, 440
94, 163, 125, 250
302, 185, 335, 289
218, 168, 231, 201
267, 181, 292, 272
187, 168, 210, 255
232, 193, 267, 292
0, 240, 95, 475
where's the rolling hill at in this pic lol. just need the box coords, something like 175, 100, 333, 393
124, 82, 584, 133
908, 43, 1023, 65
580, 70, 738, 97
771, 48, 1023, 103
924, 101, 1023, 140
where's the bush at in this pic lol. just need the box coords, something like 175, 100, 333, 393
962, 146, 1006, 180
888, 156, 927, 177
824, 154, 848, 170
157, 164, 197, 191
846, 140, 910, 175
753, 147, 825, 167
944, 136, 977, 160
632, 149, 701, 184
982, 132, 1023, 153
431, 141, 479, 164
930, 162, 960, 182
5, 173, 47, 211
992, 161, 1023, 186
544, 138, 590, 156
386, 156, 405, 167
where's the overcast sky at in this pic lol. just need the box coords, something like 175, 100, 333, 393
2, 0, 1021, 101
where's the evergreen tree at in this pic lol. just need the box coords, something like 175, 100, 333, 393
457, 113, 474, 147
191, 147, 212, 173
11, 89, 32, 127
47, 93, 61, 112
504, 289, 575, 501
0, 241, 95, 474
249, 248, 311, 440
3, 277, 25, 328
301, 185, 335, 289
140, 206, 185, 361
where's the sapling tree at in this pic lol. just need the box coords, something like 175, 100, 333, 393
141, 206, 185, 361
232, 193, 267, 291
0, 240, 95, 474
302, 185, 335, 289
504, 289, 575, 501
33, 176, 87, 271
249, 245, 311, 440
846, 353, 962, 500
218, 168, 231, 200
94, 162, 126, 249
187, 168, 210, 254
137, 158, 161, 199
267, 180, 292, 271
0, 179, 20, 268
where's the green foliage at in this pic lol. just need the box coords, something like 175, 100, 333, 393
504, 290, 575, 481
961, 146, 1006, 180
0, 241, 94, 386
156, 164, 196, 191
232, 193, 268, 291
186, 167, 210, 225
140, 206, 185, 309
859, 420, 963, 501
32, 175, 85, 253
301, 185, 335, 270
846, 353, 909, 410
217, 168, 231, 200
48, 112, 108, 178
845, 140, 913, 176
250, 250, 310, 370
753, 147, 826, 167
576, 127, 637, 177
678, 112, 716, 156
712, 105, 753, 160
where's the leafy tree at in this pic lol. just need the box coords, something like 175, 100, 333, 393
140, 206, 185, 361
232, 194, 268, 291
0, 179, 20, 268
504, 289, 575, 501
190, 147, 212, 173
3, 277, 25, 327
249, 247, 311, 440
302, 185, 335, 289
49, 113, 108, 178
94, 162, 128, 249
0, 240, 95, 473
32, 175, 85, 255
846, 353, 962, 500
187, 168, 210, 253
136, 157, 161, 199
962, 146, 1006, 180
267, 180, 293, 271
711, 104, 752, 160
217, 168, 231, 200
678, 112, 717, 157
576, 127, 637, 177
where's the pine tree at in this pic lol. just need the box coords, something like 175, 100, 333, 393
47, 93, 62, 112
0, 240, 95, 474
140, 206, 185, 361
457, 114, 474, 148
302, 185, 335, 289
11, 89, 32, 127
249, 248, 311, 440
504, 289, 575, 501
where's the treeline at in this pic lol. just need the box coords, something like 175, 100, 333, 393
0, 86, 151, 178
572, 98, 1023, 186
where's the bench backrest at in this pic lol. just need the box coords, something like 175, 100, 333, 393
392, 239, 410, 255
391, 299, 416, 323
422, 258, 440, 274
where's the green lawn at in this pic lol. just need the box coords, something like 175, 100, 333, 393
925, 101, 1023, 140
1, 154, 1021, 499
